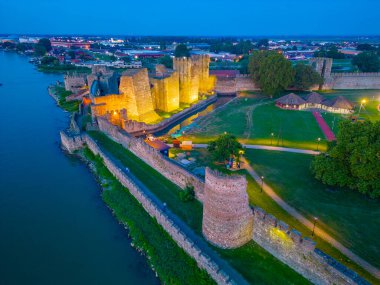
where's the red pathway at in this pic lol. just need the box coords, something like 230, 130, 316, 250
312, 111, 336, 141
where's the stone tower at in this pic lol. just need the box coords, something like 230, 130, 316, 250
119, 68, 159, 123
191, 54, 216, 94
310, 57, 332, 79
173, 57, 199, 104
202, 168, 254, 248
150, 71, 180, 112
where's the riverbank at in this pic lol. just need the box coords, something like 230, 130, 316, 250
77, 147, 215, 285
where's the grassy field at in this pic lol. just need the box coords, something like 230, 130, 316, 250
178, 148, 377, 284
52, 85, 80, 113
87, 131, 309, 284
244, 149, 380, 272
188, 94, 328, 150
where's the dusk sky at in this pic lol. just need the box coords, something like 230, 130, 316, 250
1, 0, 379, 36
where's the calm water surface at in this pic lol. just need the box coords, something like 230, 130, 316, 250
0, 51, 159, 285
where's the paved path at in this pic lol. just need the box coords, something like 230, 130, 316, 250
186, 143, 320, 155
313, 111, 336, 141
241, 157, 380, 280
96, 142, 249, 285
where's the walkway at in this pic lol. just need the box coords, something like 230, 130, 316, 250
313, 111, 336, 141
187, 143, 320, 155
97, 142, 249, 285
241, 157, 380, 280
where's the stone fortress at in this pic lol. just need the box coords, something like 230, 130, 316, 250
64, 54, 216, 127
311, 57, 380, 90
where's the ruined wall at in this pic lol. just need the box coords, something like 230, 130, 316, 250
174, 57, 199, 104
150, 72, 180, 112
202, 168, 253, 248
60, 131, 84, 153
64, 74, 87, 93
97, 118, 206, 200
82, 135, 236, 285
235, 75, 258, 91
252, 207, 368, 285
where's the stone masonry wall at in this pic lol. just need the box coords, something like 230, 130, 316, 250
150, 71, 180, 112
202, 168, 253, 248
214, 75, 258, 95
83, 134, 236, 285
330, 72, 380, 89
97, 118, 206, 201
252, 207, 368, 285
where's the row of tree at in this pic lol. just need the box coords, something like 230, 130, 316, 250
248, 51, 323, 96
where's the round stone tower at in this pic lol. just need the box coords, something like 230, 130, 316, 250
202, 167, 253, 248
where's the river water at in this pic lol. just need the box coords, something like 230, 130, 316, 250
0, 51, 159, 285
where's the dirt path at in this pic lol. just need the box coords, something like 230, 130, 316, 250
241, 157, 380, 280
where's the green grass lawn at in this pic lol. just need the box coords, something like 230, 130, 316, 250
87, 131, 309, 285
188, 96, 328, 150
320, 89, 380, 122
244, 149, 380, 275
53, 85, 80, 113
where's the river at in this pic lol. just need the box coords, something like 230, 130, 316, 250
0, 51, 159, 285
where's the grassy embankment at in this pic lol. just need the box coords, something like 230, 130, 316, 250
81, 147, 215, 285
245, 150, 380, 273
51, 85, 80, 113
87, 130, 310, 285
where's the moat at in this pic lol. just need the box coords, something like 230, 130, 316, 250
0, 51, 159, 284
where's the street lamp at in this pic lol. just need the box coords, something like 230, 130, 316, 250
224, 131, 227, 135
358, 99, 367, 115
316, 137, 321, 151
312, 217, 318, 237
271, 133, 274, 145
260, 176, 264, 193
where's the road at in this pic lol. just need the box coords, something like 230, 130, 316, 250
241, 157, 380, 280
97, 144, 249, 285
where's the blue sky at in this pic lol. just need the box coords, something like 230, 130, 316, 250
0, 0, 379, 36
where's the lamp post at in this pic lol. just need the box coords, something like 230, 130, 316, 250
312, 217, 318, 237
358, 99, 366, 115
260, 176, 264, 193
271, 133, 274, 146
316, 137, 321, 151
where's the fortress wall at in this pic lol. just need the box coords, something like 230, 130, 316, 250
64, 74, 87, 93
330, 72, 380, 89
252, 207, 364, 285
151, 72, 180, 112
119, 95, 217, 134
60, 131, 84, 153
202, 168, 254, 248
83, 134, 235, 285
97, 118, 205, 200
235, 75, 258, 91
92, 94, 128, 117
214, 75, 258, 95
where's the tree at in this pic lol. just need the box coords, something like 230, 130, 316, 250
34, 44, 47, 56
248, 51, 294, 96
207, 134, 242, 162
292, 63, 323, 90
256, 39, 269, 49
174, 44, 190, 58
159, 55, 173, 69
352, 52, 380, 72
356, 43, 376, 51
311, 120, 380, 198
159, 42, 166, 50
38, 38, 52, 52
314, 46, 345, 59
40, 56, 59, 65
